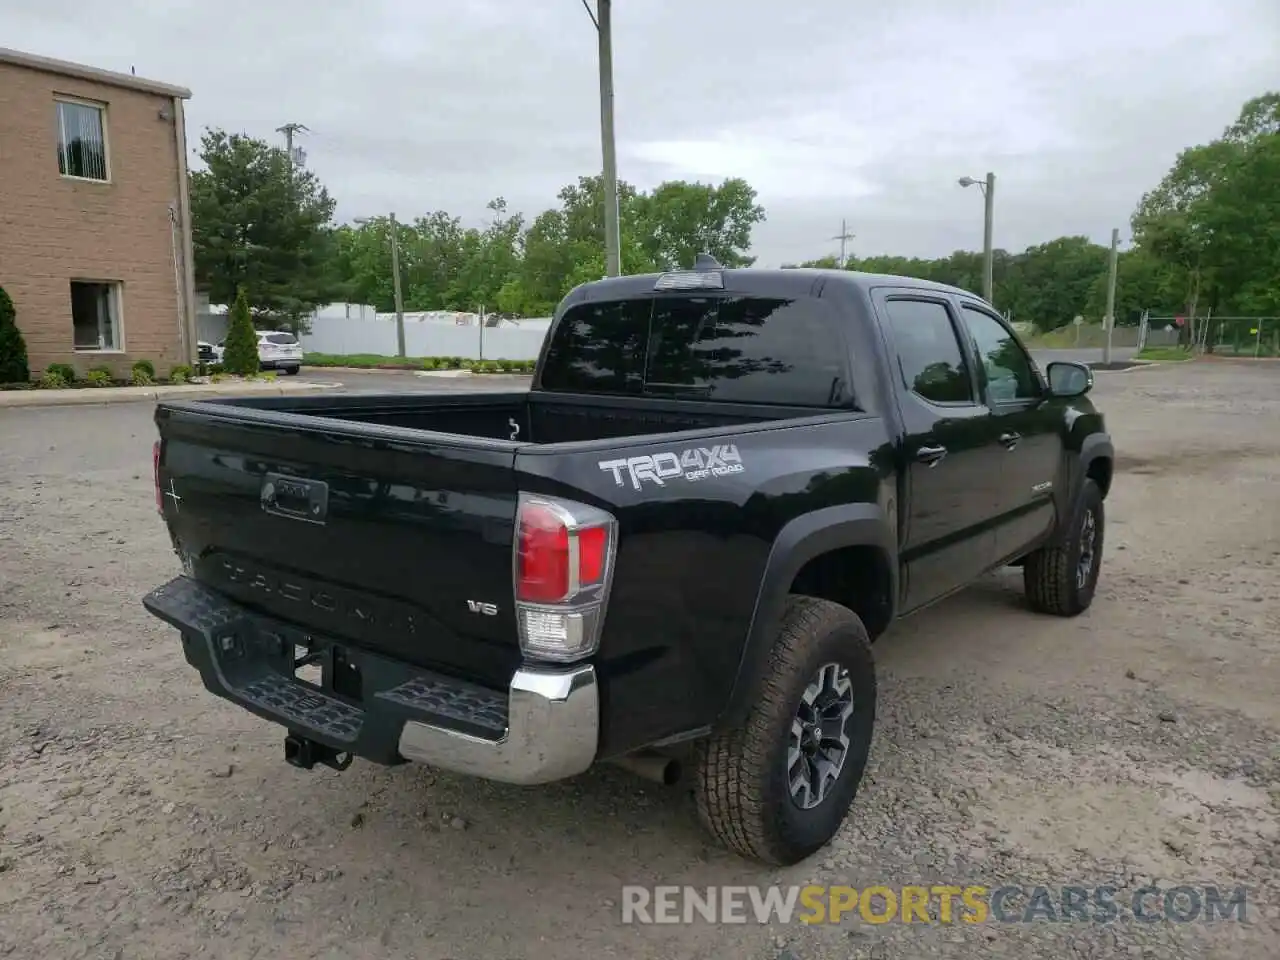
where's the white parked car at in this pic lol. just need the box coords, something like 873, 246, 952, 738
209, 330, 304, 375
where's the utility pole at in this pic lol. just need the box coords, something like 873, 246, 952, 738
1102, 227, 1119, 366
832, 219, 855, 269
981, 171, 995, 303
389, 212, 406, 358
586, 0, 622, 277
276, 122, 309, 167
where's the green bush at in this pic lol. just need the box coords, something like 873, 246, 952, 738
169, 364, 193, 383
422, 357, 437, 370
85, 369, 112, 387
0, 286, 30, 384
38, 369, 68, 389
46, 362, 76, 382
132, 359, 156, 379
131, 369, 154, 386
221, 287, 260, 376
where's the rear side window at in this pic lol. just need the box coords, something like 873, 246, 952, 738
264, 333, 298, 345
882, 299, 974, 404
539, 295, 849, 407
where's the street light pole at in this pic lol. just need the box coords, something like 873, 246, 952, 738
981, 171, 995, 303
959, 172, 996, 303
585, 0, 621, 276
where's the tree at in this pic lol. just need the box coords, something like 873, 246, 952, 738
1131, 92, 1280, 324
221, 287, 260, 376
0, 286, 29, 384
635, 177, 766, 268
189, 128, 342, 330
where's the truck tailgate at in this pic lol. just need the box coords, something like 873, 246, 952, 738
154, 402, 524, 689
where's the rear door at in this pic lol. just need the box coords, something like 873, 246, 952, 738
875, 292, 1002, 611
955, 302, 1063, 561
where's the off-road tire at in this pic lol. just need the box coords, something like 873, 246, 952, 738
1024, 478, 1105, 616
693, 595, 876, 866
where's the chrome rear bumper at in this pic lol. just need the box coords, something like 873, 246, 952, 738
397, 665, 598, 785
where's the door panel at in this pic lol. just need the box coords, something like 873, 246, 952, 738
875, 294, 1001, 611
957, 303, 1063, 560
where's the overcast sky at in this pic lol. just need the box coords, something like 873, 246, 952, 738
7, 0, 1279, 265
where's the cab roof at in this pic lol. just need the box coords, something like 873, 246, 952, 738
566, 259, 982, 306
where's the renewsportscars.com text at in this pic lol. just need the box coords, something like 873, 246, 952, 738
620, 884, 1248, 925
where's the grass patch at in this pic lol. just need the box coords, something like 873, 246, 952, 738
1135, 346, 1194, 362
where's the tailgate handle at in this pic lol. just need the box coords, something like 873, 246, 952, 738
261, 473, 329, 524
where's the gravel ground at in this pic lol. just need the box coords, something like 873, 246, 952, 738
0, 362, 1277, 960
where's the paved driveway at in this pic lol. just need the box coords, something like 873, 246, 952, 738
1, 361, 1277, 959
302, 367, 530, 394
1032, 347, 1138, 367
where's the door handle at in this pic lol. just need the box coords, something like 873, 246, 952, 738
999, 432, 1021, 450
916, 444, 948, 467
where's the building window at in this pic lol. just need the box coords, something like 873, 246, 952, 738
55, 99, 109, 181
71, 281, 122, 351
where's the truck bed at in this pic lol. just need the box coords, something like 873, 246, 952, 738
152, 388, 850, 696
196, 389, 804, 444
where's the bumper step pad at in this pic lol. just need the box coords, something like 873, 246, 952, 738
143, 575, 510, 758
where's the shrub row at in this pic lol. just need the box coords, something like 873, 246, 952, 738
422, 356, 536, 373
302, 353, 536, 373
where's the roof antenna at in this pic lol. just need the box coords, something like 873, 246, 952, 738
693, 252, 722, 271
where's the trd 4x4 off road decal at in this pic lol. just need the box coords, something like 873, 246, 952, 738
598, 445, 745, 490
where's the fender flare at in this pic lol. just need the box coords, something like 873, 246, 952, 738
1053, 433, 1114, 544
1080, 433, 1114, 484
717, 503, 898, 729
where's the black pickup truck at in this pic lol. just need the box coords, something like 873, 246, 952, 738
143, 258, 1113, 866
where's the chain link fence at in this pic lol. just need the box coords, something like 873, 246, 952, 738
1140, 314, 1280, 356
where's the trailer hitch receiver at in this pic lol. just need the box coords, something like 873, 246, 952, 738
284, 734, 353, 771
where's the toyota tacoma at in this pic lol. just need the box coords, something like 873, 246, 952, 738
143, 257, 1113, 866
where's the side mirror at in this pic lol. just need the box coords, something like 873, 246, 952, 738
1045, 360, 1093, 398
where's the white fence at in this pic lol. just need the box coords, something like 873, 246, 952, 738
298, 313, 551, 361
194, 298, 554, 362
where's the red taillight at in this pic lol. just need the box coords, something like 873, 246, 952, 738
513, 494, 616, 662
517, 502, 571, 603
577, 525, 608, 585
153, 441, 163, 514
515, 498, 614, 604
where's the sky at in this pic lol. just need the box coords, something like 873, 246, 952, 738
5, 0, 1279, 266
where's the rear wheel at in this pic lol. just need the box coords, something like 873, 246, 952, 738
284, 365, 300, 376
1023, 478, 1105, 616
693, 595, 876, 866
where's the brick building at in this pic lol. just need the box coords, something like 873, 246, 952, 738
0, 48, 197, 378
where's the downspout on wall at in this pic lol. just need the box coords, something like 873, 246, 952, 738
172, 95, 198, 368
